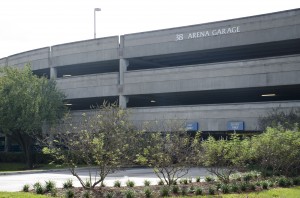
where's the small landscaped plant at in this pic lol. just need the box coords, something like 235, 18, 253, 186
249, 183, 256, 191
63, 179, 73, 188
144, 179, 151, 186
114, 180, 121, 187
33, 182, 44, 194
221, 184, 230, 194
105, 191, 114, 198
124, 190, 135, 198
208, 187, 215, 195
205, 176, 214, 182
172, 185, 179, 194
82, 190, 92, 198
45, 180, 56, 192
240, 182, 247, 192
65, 189, 75, 198
22, 184, 30, 192
196, 176, 200, 182
195, 187, 202, 195
144, 188, 152, 198
230, 183, 239, 192
158, 180, 164, 185
126, 180, 135, 187
181, 186, 187, 195
160, 186, 169, 197
262, 181, 268, 189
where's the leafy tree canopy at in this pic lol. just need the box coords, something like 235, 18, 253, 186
0, 65, 66, 168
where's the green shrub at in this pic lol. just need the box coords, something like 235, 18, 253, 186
269, 181, 274, 187
22, 184, 29, 192
50, 188, 57, 197
249, 183, 256, 191
105, 192, 114, 198
124, 190, 135, 198
181, 187, 187, 196
208, 187, 215, 195
172, 185, 179, 194
205, 176, 214, 182
255, 181, 261, 186
215, 183, 221, 190
160, 186, 169, 197
188, 178, 192, 183
45, 180, 56, 192
114, 180, 121, 187
278, 177, 287, 187
189, 185, 195, 193
144, 180, 151, 186
180, 178, 188, 185
172, 180, 177, 185
196, 177, 200, 182
126, 180, 135, 187
82, 190, 91, 198
144, 188, 152, 198
240, 183, 247, 191
65, 189, 74, 198
243, 174, 253, 183
230, 183, 239, 192
63, 179, 73, 188
85, 180, 91, 188
195, 188, 202, 195
221, 184, 230, 194
158, 180, 164, 185
33, 182, 44, 194
262, 181, 268, 189
292, 177, 300, 185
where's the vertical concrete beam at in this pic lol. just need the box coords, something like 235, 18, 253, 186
50, 67, 57, 79
119, 95, 129, 108
49, 46, 57, 79
119, 35, 129, 108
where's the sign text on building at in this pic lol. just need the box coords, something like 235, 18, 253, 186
176, 26, 240, 41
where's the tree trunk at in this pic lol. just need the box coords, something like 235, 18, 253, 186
10, 132, 34, 169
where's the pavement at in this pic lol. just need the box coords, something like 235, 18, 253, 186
0, 167, 211, 192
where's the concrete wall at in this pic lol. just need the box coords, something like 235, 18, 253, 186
56, 73, 119, 99
0, 58, 7, 67
124, 55, 300, 95
51, 36, 119, 67
6, 48, 50, 70
129, 101, 300, 131
122, 9, 300, 58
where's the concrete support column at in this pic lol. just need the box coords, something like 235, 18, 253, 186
119, 95, 129, 108
50, 67, 57, 79
119, 58, 129, 85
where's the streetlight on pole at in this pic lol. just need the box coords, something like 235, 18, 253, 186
94, 8, 101, 39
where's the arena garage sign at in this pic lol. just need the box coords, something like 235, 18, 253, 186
176, 26, 240, 41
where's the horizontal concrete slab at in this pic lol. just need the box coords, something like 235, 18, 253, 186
124, 55, 300, 95
56, 73, 119, 99
6, 48, 50, 70
129, 100, 300, 131
123, 9, 300, 58
51, 37, 120, 67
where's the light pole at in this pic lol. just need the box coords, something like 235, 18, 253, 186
94, 8, 101, 39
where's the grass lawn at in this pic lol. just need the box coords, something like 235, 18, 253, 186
0, 192, 48, 198
0, 162, 68, 172
173, 186, 300, 198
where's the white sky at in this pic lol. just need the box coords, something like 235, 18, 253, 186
0, 0, 299, 58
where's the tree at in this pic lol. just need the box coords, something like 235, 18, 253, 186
259, 108, 300, 131
200, 134, 252, 183
251, 127, 300, 176
43, 102, 140, 189
0, 65, 66, 168
136, 120, 200, 186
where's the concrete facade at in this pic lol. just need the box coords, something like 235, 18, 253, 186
1, 8, 300, 139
